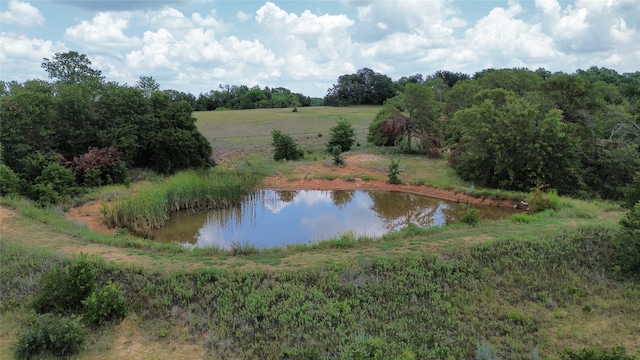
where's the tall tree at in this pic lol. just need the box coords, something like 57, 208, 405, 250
136, 76, 161, 98
41, 51, 103, 84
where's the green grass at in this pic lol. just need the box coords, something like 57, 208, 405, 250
103, 169, 263, 237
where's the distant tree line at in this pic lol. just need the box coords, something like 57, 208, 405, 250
0, 51, 213, 205
363, 66, 640, 200
193, 85, 323, 111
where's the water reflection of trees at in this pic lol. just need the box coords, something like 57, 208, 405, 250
367, 191, 455, 230
275, 190, 297, 203
331, 190, 354, 209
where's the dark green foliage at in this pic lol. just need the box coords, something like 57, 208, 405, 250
324, 68, 396, 106
460, 206, 480, 226
624, 173, 640, 210
32, 255, 96, 314
326, 118, 356, 153
341, 335, 384, 359
615, 202, 640, 276
0, 163, 20, 196
387, 159, 402, 184
561, 345, 637, 360
83, 282, 128, 325
272, 130, 303, 161
32, 162, 76, 205
331, 146, 345, 166
149, 128, 213, 174
14, 313, 85, 359
449, 95, 581, 194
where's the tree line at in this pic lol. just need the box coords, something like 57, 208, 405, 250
363, 67, 640, 200
0, 51, 213, 205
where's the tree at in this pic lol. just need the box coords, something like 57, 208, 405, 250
449, 94, 581, 193
367, 83, 442, 156
136, 76, 160, 98
326, 118, 356, 153
271, 130, 303, 161
41, 51, 103, 84
324, 68, 396, 106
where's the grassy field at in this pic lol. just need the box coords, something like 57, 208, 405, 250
1, 106, 639, 359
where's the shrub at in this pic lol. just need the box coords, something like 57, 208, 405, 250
461, 206, 480, 226
32, 162, 76, 205
0, 163, 20, 196
528, 185, 560, 213
14, 313, 85, 359
83, 282, 128, 325
272, 130, 303, 161
32, 255, 96, 314
74, 147, 130, 186
326, 117, 356, 153
387, 159, 402, 184
331, 146, 345, 166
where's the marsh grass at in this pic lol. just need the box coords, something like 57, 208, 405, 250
103, 169, 262, 237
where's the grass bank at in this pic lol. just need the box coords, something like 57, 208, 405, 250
102, 169, 263, 237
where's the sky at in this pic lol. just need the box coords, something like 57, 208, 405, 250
1, 0, 639, 98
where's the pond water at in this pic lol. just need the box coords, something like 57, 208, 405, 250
151, 189, 515, 249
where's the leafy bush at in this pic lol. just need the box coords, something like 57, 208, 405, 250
32, 255, 96, 314
387, 159, 402, 184
461, 206, 480, 226
326, 117, 356, 153
73, 147, 130, 186
83, 282, 128, 325
31, 162, 76, 205
272, 130, 303, 161
0, 163, 20, 196
14, 313, 85, 359
528, 185, 560, 213
331, 146, 345, 166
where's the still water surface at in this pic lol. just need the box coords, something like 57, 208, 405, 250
152, 190, 514, 249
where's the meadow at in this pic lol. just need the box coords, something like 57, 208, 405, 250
1, 106, 639, 359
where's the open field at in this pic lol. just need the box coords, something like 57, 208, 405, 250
1, 106, 639, 359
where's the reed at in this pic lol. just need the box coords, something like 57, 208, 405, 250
103, 169, 263, 237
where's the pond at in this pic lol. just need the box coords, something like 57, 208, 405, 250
151, 189, 515, 249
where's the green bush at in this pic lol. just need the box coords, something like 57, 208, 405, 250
14, 313, 85, 359
387, 159, 402, 184
0, 163, 20, 196
528, 185, 560, 213
623, 172, 640, 210
272, 129, 303, 161
32, 255, 96, 314
83, 282, 128, 325
331, 146, 345, 166
31, 162, 76, 205
511, 213, 533, 223
326, 117, 356, 153
461, 206, 480, 226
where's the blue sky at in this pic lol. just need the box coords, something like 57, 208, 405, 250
1, 0, 639, 97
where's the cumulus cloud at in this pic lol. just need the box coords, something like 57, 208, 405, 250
0, 33, 65, 80
64, 12, 142, 52
0, 0, 45, 26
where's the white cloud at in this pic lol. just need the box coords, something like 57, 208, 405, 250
0, 33, 65, 80
0, 0, 45, 26
236, 10, 250, 22
64, 12, 142, 51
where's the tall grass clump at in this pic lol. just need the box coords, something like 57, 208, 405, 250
103, 169, 262, 236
